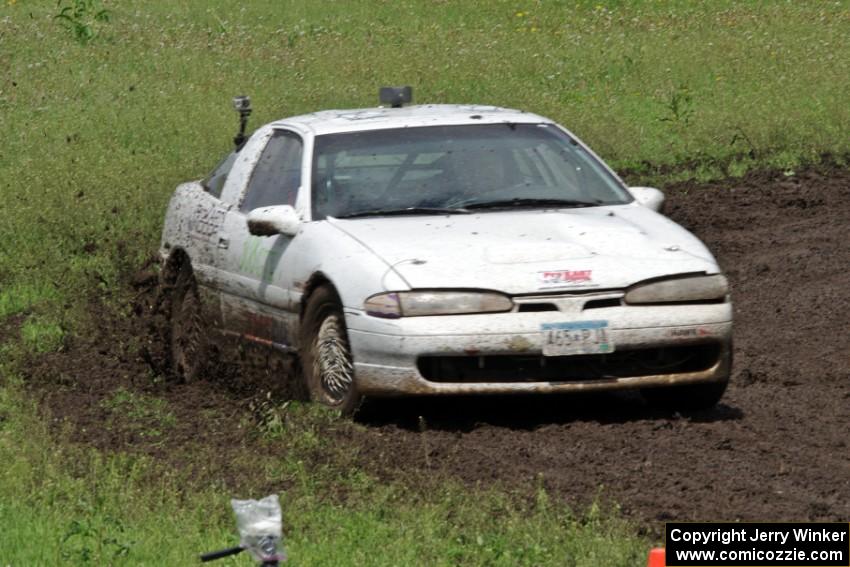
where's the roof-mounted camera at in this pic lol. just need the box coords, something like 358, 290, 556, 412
232, 95, 252, 151
379, 86, 413, 108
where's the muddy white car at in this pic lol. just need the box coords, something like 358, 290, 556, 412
160, 90, 732, 415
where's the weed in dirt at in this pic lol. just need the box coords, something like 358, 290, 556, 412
249, 394, 338, 445
20, 316, 65, 353
100, 387, 176, 442
0, 283, 59, 319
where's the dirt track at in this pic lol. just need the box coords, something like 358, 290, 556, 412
22, 163, 850, 530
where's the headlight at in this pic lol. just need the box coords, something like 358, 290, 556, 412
624, 274, 728, 304
364, 291, 513, 318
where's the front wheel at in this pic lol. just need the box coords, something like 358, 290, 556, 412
641, 380, 728, 411
300, 286, 362, 416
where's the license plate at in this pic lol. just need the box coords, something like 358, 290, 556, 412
541, 320, 614, 356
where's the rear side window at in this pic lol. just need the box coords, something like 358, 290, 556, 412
240, 130, 303, 212
202, 151, 237, 199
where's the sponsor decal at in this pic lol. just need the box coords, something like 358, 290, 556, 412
538, 269, 594, 288
239, 236, 287, 283
189, 204, 226, 242
669, 327, 714, 338
670, 328, 698, 337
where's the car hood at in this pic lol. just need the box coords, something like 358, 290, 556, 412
328, 205, 720, 294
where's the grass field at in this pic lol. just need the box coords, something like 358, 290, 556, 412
0, 356, 649, 565
1, 0, 848, 563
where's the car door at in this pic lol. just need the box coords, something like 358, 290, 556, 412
213, 128, 305, 350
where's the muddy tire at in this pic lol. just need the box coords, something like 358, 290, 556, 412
641, 380, 728, 411
169, 262, 208, 382
300, 285, 362, 416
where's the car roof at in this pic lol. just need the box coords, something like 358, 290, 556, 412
270, 104, 554, 136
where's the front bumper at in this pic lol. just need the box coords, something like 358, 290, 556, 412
345, 303, 733, 396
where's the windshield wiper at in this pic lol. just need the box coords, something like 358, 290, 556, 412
334, 206, 471, 219
461, 198, 601, 210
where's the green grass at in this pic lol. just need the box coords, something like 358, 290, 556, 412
1, 1, 848, 563
0, 283, 60, 319
0, 377, 648, 565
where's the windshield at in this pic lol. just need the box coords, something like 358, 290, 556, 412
311, 123, 631, 219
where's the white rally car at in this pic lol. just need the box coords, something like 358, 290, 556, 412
160, 89, 732, 415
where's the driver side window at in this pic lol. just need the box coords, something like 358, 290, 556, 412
240, 130, 303, 212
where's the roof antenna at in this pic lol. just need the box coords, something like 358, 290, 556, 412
232, 95, 252, 151
379, 86, 413, 108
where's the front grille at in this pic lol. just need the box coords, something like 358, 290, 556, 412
583, 297, 622, 309
516, 303, 559, 312
417, 344, 720, 383
511, 290, 625, 313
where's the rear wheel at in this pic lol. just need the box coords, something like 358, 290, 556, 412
169, 262, 208, 382
300, 285, 362, 416
641, 380, 728, 411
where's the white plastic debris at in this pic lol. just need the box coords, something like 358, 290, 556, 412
231, 494, 286, 563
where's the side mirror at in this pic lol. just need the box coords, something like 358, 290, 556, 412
627, 186, 666, 213
247, 205, 301, 237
